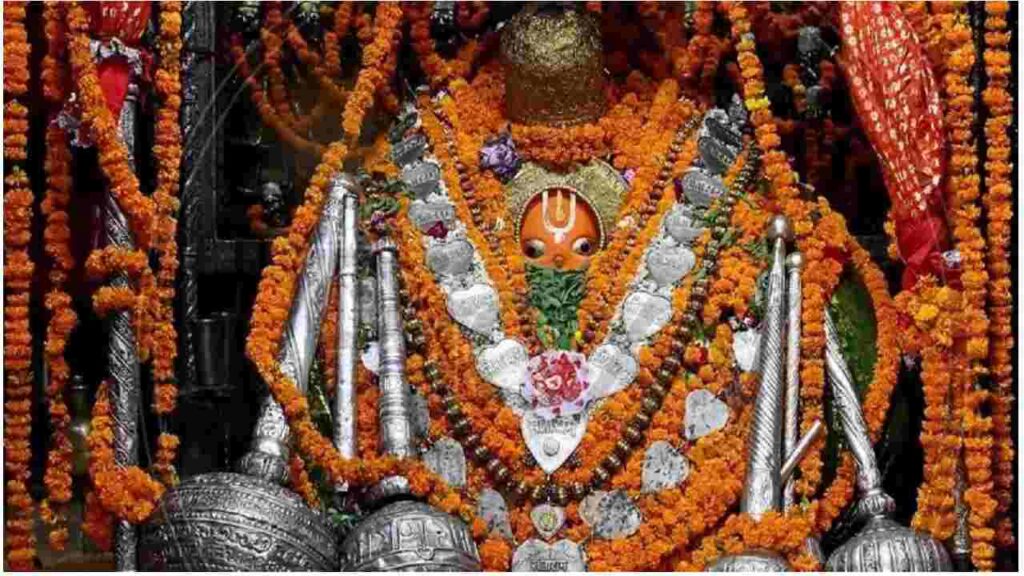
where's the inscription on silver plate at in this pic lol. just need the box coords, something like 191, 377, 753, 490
447, 284, 499, 334
401, 162, 442, 199
646, 244, 696, 287
530, 504, 566, 540
621, 292, 673, 342
427, 238, 474, 276
732, 329, 761, 373
390, 133, 427, 166
477, 488, 514, 539
664, 205, 704, 245
684, 389, 730, 441
511, 539, 586, 572
477, 339, 529, 392
681, 169, 726, 207
580, 491, 608, 527
587, 344, 638, 397
424, 437, 467, 487
592, 490, 642, 539
409, 201, 456, 231
522, 412, 587, 474
641, 440, 690, 493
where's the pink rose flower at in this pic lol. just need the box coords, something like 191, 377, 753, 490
523, 351, 591, 419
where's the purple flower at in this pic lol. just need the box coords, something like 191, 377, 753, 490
622, 168, 636, 185
369, 211, 390, 235
479, 133, 521, 182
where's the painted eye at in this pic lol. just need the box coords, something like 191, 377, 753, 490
524, 239, 546, 259
572, 237, 595, 256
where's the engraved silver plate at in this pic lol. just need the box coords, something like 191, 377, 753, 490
424, 437, 467, 487
704, 109, 744, 149
681, 169, 726, 207
427, 238, 475, 276
621, 292, 673, 342
390, 133, 428, 166
522, 411, 587, 474
592, 490, 642, 540
358, 276, 377, 329
447, 284, 499, 334
697, 136, 738, 175
641, 440, 690, 493
401, 161, 442, 199
732, 329, 761, 373
646, 244, 696, 287
587, 344, 638, 398
664, 205, 704, 245
530, 504, 566, 540
684, 389, 730, 440
477, 339, 529, 392
512, 539, 586, 572
477, 488, 514, 539
408, 201, 456, 231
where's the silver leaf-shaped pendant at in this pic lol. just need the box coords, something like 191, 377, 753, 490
704, 108, 744, 149
408, 201, 456, 232
447, 284, 499, 334
522, 411, 587, 474
732, 329, 761, 373
390, 133, 428, 166
579, 491, 609, 527
587, 344, 638, 398
664, 205, 705, 245
478, 488, 513, 539
697, 136, 739, 175
530, 504, 566, 540
684, 389, 730, 440
681, 168, 727, 207
426, 238, 474, 276
401, 161, 442, 199
641, 440, 690, 493
621, 292, 673, 343
511, 539, 586, 572
477, 338, 529, 392
592, 490, 642, 539
409, 390, 430, 443
646, 244, 696, 287
423, 437, 467, 487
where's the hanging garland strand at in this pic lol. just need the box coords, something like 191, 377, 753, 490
3, 1, 37, 568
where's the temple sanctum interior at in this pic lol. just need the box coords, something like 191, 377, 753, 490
1, 1, 1019, 572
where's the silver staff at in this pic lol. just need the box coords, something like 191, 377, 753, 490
374, 238, 415, 457
782, 252, 803, 510
238, 175, 350, 482
823, 311, 951, 572
334, 182, 361, 459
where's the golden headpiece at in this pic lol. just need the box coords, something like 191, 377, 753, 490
500, 6, 607, 126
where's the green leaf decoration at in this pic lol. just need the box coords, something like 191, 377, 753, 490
525, 264, 585, 350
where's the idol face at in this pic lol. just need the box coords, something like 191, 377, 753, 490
519, 187, 601, 271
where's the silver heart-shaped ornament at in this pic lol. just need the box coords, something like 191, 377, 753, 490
511, 539, 586, 572
426, 238, 474, 276
621, 292, 673, 342
587, 344, 638, 398
521, 411, 588, 474
646, 244, 696, 287
447, 284, 499, 335
476, 339, 529, 392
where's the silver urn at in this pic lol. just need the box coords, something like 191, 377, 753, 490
139, 472, 338, 571
341, 499, 480, 571
826, 514, 952, 572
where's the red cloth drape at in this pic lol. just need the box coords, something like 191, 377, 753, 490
85, 2, 151, 118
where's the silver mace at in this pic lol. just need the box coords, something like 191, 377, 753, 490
339, 239, 480, 571
824, 310, 952, 571
707, 215, 824, 572
139, 175, 360, 571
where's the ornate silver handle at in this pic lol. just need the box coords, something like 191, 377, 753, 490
374, 238, 414, 458
238, 175, 352, 483
824, 310, 895, 518
782, 252, 804, 510
334, 181, 361, 459
741, 216, 792, 518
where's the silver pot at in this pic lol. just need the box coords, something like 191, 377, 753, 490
341, 499, 479, 571
826, 515, 951, 572
139, 472, 338, 571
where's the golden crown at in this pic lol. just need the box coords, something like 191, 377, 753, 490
500, 6, 607, 126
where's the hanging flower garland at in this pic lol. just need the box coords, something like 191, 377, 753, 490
980, 0, 1015, 553
3, 2, 37, 569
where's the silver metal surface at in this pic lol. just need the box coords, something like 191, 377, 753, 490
592, 490, 642, 540
334, 179, 361, 459
949, 460, 972, 562
139, 472, 338, 571
621, 291, 673, 342
680, 168, 727, 206
341, 500, 480, 571
664, 205, 704, 245
779, 420, 823, 482
741, 216, 790, 518
476, 338, 530, 392
375, 239, 415, 457
401, 161, 442, 199
587, 344, 638, 398
823, 310, 952, 572
521, 411, 588, 474
684, 389, 730, 440
706, 550, 790, 572
423, 437, 467, 488
239, 173, 348, 481
408, 200, 456, 232
646, 244, 696, 287
782, 252, 803, 510
109, 83, 141, 572
642, 440, 689, 493
512, 539, 586, 572
447, 283, 500, 335
478, 489, 514, 539
427, 237, 475, 276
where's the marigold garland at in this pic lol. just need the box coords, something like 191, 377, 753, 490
3, 3, 37, 569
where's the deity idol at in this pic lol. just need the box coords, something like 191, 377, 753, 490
140, 4, 953, 573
